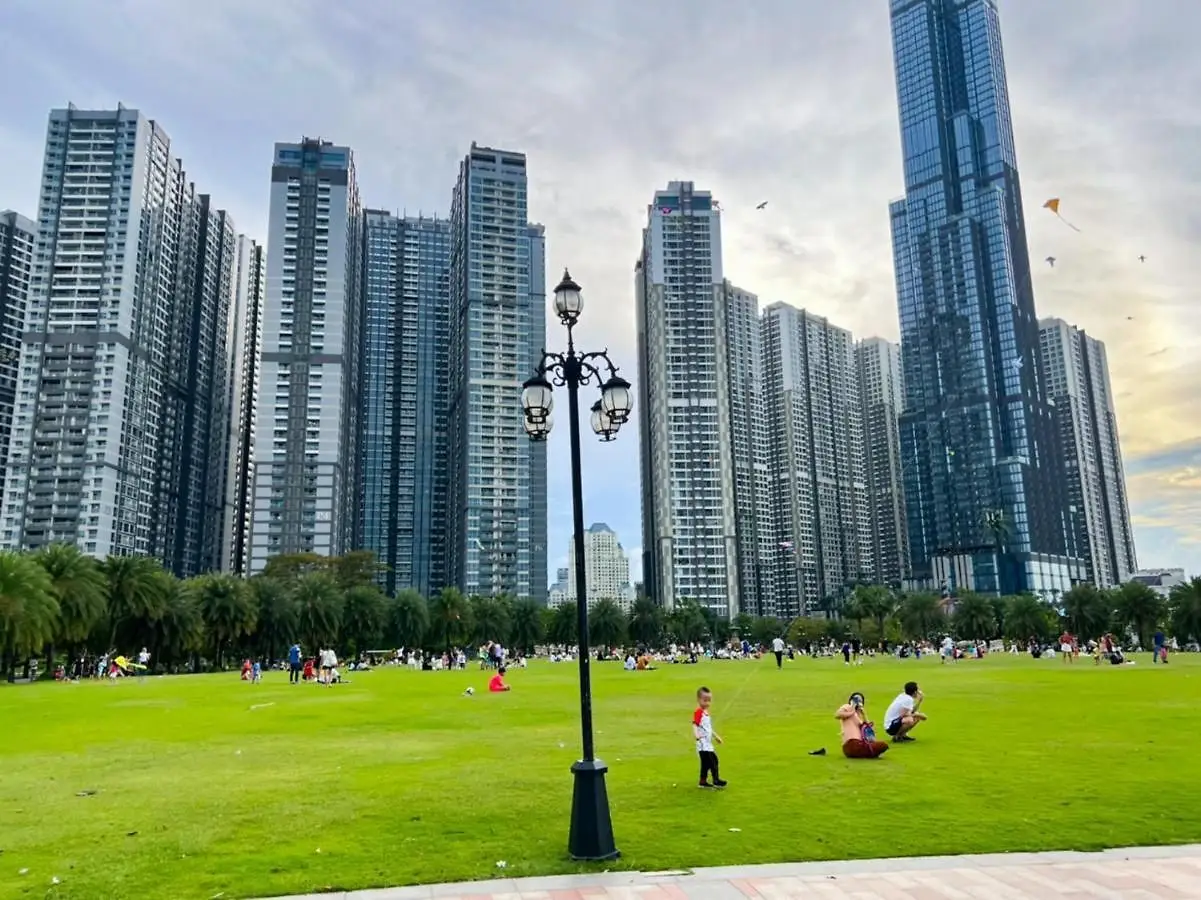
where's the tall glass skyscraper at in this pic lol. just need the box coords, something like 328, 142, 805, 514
446, 145, 546, 603
361, 211, 452, 597
888, 0, 1079, 595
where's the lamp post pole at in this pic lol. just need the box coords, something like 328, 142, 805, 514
521, 269, 630, 863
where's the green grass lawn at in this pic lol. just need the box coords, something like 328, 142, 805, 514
4, 652, 1200, 899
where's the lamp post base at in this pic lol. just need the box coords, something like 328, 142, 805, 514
568, 758, 620, 861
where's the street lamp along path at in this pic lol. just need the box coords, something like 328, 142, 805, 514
520, 268, 630, 863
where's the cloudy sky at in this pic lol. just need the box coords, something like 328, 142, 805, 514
0, 0, 1197, 585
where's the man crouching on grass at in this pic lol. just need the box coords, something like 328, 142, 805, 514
884, 681, 927, 743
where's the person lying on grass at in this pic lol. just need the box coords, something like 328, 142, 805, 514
836, 692, 889, 759
884, 681, 927, 743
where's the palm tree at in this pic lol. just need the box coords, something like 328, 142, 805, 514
952, 592, 997, 641
342, 585, 389, 655
292, 572, 344, 656
192, 573, 258, 667
1003, 593, 1051, 642
1168, 578, 1201, 644
896, 592, 946, 641
391, 589, 429, 650
469, 594, 511, 645
849, 584, 895, 637
1061, 583, 1110, 639
668, 599, 707, 644
428, 586, 470, 651
628, 596, 664, 648
34, 543, 107, 671
0, 551, 59, 681
589, 599, 627, 649
102, 555, 168, 650
251, 576, 299, 663
1111, 581, 1165, 649
152, 574, 206, 670
509, 598, 543, 654
547, 601, 578, 646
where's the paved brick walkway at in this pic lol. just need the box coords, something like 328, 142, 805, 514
267, 845, 1201, 899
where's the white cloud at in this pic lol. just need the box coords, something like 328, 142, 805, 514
0, 0, 1197, 580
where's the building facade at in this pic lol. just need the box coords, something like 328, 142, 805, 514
559, 522, 637, 611
856, 337, 910, 587
446, 145, 547, 602
888, 0, 1079, 596
250, 139, 364, 572
1038, 318, 1136, 587
1, 106, 238, 568
222, 236, 265, 574
636, 183, 768, 617
156, 196, 238, 577
761, 303, 871, 617
0, 211, 35, 493
361, 211, 452, 597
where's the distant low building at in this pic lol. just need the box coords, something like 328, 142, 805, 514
1129, 568, 1187, 599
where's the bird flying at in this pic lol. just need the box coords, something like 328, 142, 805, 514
1139, 255, 1147, 263
756, 201, 768, 210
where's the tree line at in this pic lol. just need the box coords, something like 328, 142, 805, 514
783, 581, 1201, 650
4, 545, 1200, 681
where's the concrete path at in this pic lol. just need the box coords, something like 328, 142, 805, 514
264, 844, 1201, 899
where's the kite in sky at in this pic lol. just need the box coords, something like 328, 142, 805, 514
1045, 256, 1056, 267
756, 201, 769, 210
1043, 198, 1081, 232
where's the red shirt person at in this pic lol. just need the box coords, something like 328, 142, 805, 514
489, 667, 512, 692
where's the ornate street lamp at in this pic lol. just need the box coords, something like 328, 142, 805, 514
520, 268, 630, 862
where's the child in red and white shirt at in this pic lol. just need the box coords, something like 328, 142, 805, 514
692, 686, 727, 789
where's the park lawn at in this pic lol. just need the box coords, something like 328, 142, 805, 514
3, 653, 1200, 900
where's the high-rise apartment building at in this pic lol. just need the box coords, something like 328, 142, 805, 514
856, 338, 910, 587
636, 183, 766, 617
361, 211, 452, 597
888, 0, 1079, 595
446, 144, 546, 602
250, 139, 364, 572
560, 522, 637, 611
222, 236, 265, 574
0, 211, 35, 492
1038, 318, 1136, 587
761, 303, 870, 617
720, 283, 778, 618
156, 196, 238, 576
1, 105, 238, 569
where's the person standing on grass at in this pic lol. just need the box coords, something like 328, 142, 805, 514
288, 643, 302, 683
836, 692, 889, 759
1059, 630, 1075, 664
772, 635, 785, 668
692, 686, 727, 789
1153, 629, 1166, 664
884, 681, 926, 743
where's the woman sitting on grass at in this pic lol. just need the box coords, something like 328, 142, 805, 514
836, 693, 889, 759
